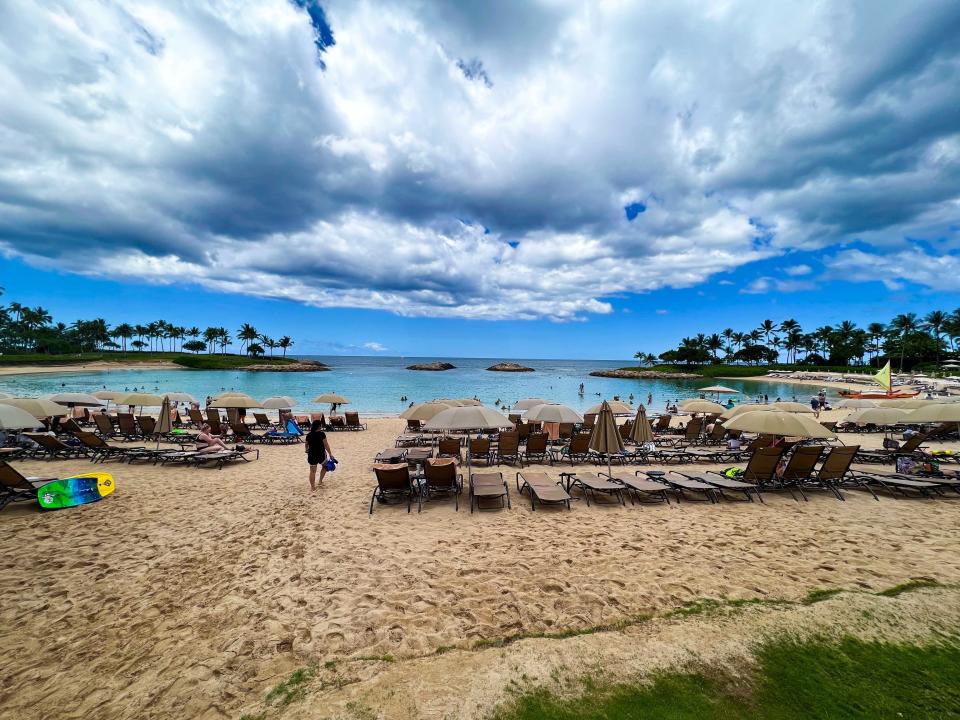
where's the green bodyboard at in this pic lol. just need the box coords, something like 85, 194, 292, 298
37, 473, 115, 510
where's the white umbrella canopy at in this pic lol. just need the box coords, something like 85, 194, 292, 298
0, 403, 44, 430
313, 393, 350, 405
907, 403, 960, 423
843, 408, 910, 425
679, 399, 727, 414
0, 397, 69, 418
513, 398, 550, 412
700, 385, 738, 394
585, 400, 633, 415
837, 398, 878, 409
724, 410, 835, 439
163, 392, 197, 403
456, 398, 483, 406
524, 403, 583, 424
261, 396, 296, 410
877, 398, 934, 409
769, 401, 814, 414
720, 403, 769, 419
400, 402, 452, 421
93, 390, 127, 401
117, 392, 166, 407
46, 392, 104, 407
214, 391, 249, 399
423, 406, 513, 431
209, 394, 261, 409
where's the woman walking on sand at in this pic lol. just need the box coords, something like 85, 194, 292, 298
306, 419, 336, 491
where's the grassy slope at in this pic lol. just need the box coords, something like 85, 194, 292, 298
616, 364, 874, 378
494, 636, 960, 720
0, 352, 295, 369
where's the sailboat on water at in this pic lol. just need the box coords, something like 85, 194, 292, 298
838, 360, 920, 399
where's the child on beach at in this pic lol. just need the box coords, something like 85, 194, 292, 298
306, 419, 336, 491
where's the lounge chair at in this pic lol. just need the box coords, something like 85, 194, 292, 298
677, 469, 764, 503
652, 415, 671, 433
468, 438, 495, 466
516, 471, 572, 510
497, 431, 522, 466
137, 416, 157, 436
670, 417, 704, 447
59, 418, 84, 435
22, 434, 90, 460
553, 433, 593, 465
370, 463, 420, 513
422, 459, 462, 510
522, 432, 551, 465
557, 423, 575, 441
582, 413, 596, 431
0, 460, 57, 509
117, 413, 144, 440
703, 422, 727, 445
605, 472, 671, 504
851, 471, 942, 499
807, 445, 859, 500
855, 434, 927, 464
74, 432, 155, 463
638, 470, 718, 503
437, 437, 462, 463
189, 447, 259, 469
253, 412, 271, 429
328, 416, 346, 431
206, 415, 225, 436
187, 409, 205, 427
345, 412, 366, 430
469, 471, 510, 512
560, 472, 625, 506
93, 413, 116, 438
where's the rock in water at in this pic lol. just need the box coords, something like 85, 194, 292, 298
406, 362, 456, 371
486, 362, 535, 372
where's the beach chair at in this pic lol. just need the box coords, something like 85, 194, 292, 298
469, 471, 510, 512
807, 445, 860, 501
93, 413, 116, 438
674, 417, 704, 446
516, 471, 572, 510
328, 416, 346, 431
345, 412, 366, 430
253, 412, 271, 429
437, 437, 462, 463
468, 438, 494, 466
652, 415, 671, 433
554, 433, 593, 465
74, 432, 156, 463
497, 431, 522, 466
558, 423, 574, 441
370, 463, 420, 513
855, 434, 927, 464
517, 422, 531, 443
117, 413, 143, 440
23, 434, 90, 461
0, 460, 58, 509
188, 409, 205, 428
189, 447, 259, 469
205, 408, 221, 425
58, 418, 84, 435
638, 470, 718, 503
582, 413, 596, 431
406, 419, 422, 433
207, 415, 225, 436
422, 459, 463, 510
137, 416, 157, 436
775, 445, 824, 501
679, 465, 767, 503
851, 471, 942, 499
703, 422, 727, 445
560, 472, 625, 506
226, 408, 240, 426
522, 432, 551, 465
605, 472, 671, 504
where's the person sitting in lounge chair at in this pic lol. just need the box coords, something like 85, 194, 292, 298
196, 424, 229, 454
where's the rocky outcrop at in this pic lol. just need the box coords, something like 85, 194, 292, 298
487, 362, 535, 372
406, 362, 456, 371
245, 360, 330, 372
590, 369, 700, 379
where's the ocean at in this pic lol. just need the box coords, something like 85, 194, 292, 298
0, 356, 821, 415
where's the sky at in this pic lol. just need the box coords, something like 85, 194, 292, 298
1, 0, 959, 359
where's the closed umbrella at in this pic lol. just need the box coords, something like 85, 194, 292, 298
525, 404, 582, 424
0, 404, 44, 430
724, 410, 834, 439
589, 400, 625, 477
400, 402, 452, 421
261, 396, 296, 410
513, 398, 549, 412
423, 405, 513, 475
843, 408, 909, 425
629, 405, 654, 444
586, 400, 633, 415
679, 399, 727, 414
769, 401, 814, 414
154, 396, 172, 449
0, 397, 69, 418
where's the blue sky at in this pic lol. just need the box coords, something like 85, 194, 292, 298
1, 1, 959, 359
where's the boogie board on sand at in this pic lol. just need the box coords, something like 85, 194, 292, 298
37, 472, 115, 510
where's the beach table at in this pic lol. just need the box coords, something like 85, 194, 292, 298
375, 448, 406, 464
405, 447, 434, 469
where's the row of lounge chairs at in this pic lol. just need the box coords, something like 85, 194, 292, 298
294, 412, 367, 431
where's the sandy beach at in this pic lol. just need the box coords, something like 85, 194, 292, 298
1, 414, 958, 719
0, 361, 180, 377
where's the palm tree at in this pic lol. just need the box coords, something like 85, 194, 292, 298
237, 323, 259, 355
134, 324, 148, 350
278, 336, 293, 357
778, 319, 801, 362
866, 322, 886, 367
202, 327, 219, 354
8, 302, 23, 323
758, 319, 776, 351
706, 333, 723, 362
923, 310, 947, 367
112, 323, 134, 353
889, 313, 919, 372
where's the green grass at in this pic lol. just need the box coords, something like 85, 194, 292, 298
264, 666, 315, 707
172, 354, 295, 370
802, 588, 844, 605
0, 350, 297, 369
491, 636, 960, 719
876, 578, 941, 597
618, 363, 875, 378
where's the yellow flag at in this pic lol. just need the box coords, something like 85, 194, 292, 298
874, 360, 891, 392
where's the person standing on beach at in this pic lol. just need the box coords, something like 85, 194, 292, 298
306, 419, 335, 491
810, 395, 821, 418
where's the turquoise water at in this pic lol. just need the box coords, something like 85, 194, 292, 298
0, 356, 820, 415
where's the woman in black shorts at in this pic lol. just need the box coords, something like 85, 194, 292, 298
305, 419, 335, 491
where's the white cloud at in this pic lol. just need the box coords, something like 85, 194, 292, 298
0, 0, 958, 319
362, 341, 387, 352
784, 264, 812, 276
655, 309, 669, 315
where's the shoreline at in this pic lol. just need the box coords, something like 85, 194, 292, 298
717, 375, 865, 393
0, 360, 181, 377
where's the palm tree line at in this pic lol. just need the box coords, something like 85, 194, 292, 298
0, 293, 294, 358
637, 310, 960, 371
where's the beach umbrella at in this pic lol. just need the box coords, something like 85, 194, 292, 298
700, 385, 738, 394
154, 395, 172, 449
524, 403, 583, 424
513, 398, 549, 411
214, 391, 248, 399
720, 403, 770, 419
423, 405, 514, 475
0, 403, 44, 430
589, 400, 625, 478
93, 390, 127, 401
586, 400, 633, 415
163, 392, 197, 403
724, 410, 835, 439
629, 404, 654, 444
261, 396, 296, 410
906, 404, 960, 441
0, 397, 69, 418
117, 392, 165, 408
47, 392, 104, 407
679, 399, 727, 414
457, 398, 483, 406
877, 398, 933, 409
400, 402, 452, 421
313, 393, 350, 404
843, 408, 909, 426
209, 394, 260, 409
837, 398, 878, 409
769, 401, 814, 414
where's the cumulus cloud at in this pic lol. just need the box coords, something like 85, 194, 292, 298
784, 264, 812, 277
362, 341, 387, 352
0, 0, 958, 319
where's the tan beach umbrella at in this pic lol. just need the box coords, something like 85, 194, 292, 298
525, 403, 582, 424
118, 392, 165, 407
589, 400, 625, 477
629, 405, 654, 444
457, 398, 483, 406
214, 391, 248, 399
400, 402, 452, 421
837, 398, 878, 409
700, 385, 738, 394
313, 393, 350, 404
724, 410, 835, 439
586, 400, 633, 415
0, 397, 69, 418
93, 390, 127, 401
907, 403, 960, 423
513, 397, 549, 411
877, 398, 933, 409
154, 396, 172, 449
434, 398, 466, 406
720, 403, 769, 419
47, 392, 104, 407
0, 403, 44, 430
679, 399, 727, 414
843, 408, 909, 425
261, 396, 296, 410
423, 406, 513, 432
769, 401, 814, 414
163, 392, 197, 403
209, 394, 261, 409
